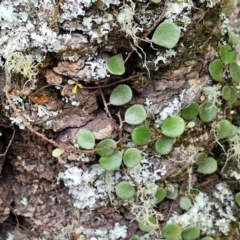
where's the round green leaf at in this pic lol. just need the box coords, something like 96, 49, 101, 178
166, 186, 178, 200
182, 102, 199, 120
182, 226, 200, 240
99, 150, 122, 171
228, 125, 238, 138
195, 152, 208, 165
131, 125, 151, 145
187, 121, 196, 128
197, 157, 217, 174
228, 29, 238, 45
222, 85, 231, 100
139, 216, 156, 233
217, 120, 235, 140
52, 148, 64, 158
152, 22, 181, 49
230, 62, 240, 82
115, 181, 135, 199
106, 53, 125, 75
123, 148, 142, 168
179, 197, 192, 211
209, 59, 223, 81
124, 104, 147, 125
155, 188, 167, 204
96, 139, 116, 157
155, 136, 174, 155
199, 102, 217, 122
77, 130, 95, 149
151, 0, 161, 3
109, 84, 132, 106
235, 192, 240, 207
226, 86, 238, 105
161, 116, 185, 138
131, 237, 140, 240
161, 223, 182, 240
219, 44, 237, 65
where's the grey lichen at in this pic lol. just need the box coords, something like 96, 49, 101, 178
168, 183, 236, 235
0, 0, 118, 64
91, 223, 127, 240
58, 164, 108, 209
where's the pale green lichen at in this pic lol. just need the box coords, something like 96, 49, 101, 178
202, 85, 222, 106
130, 182, 163, 232
117, 0, 140, 46
5, 52, 38, 83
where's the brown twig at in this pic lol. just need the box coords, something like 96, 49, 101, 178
3, 81, 126, 154
116, 111, 124, 142
51, 0, 65, 25
83, 73, 144, 89
122, 167, 140, 189
0, 127, 15, 157
31, 83, 63, 95
0, 128, 15, 173
100, 89, 112, 119
31, 73, 144, 96
4, 84, 64, 149
9, 205, 32, 233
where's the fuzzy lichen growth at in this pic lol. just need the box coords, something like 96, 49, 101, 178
130, 182, 163, 233
203, 85, 222, 106
5, 52, 38, 84
117, 0, 141, 46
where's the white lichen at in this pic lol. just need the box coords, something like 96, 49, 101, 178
202, 84, 222, 106
153, 49, 177, 66
58, 164, 108, 209
91, 223, 127, 240
60, 0, 119, 21
86, 57, 109, 79
220, 13, 230, 35
154, 91, 185, 127
128, 158, 166, 184
20, 197, 28, 206
200, 0, 221, 8
6, 233, 15, 240
166, 1, 192, 20
166, 1, 193, 30
37, 105, 60, 118
168, 183, 236, 235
